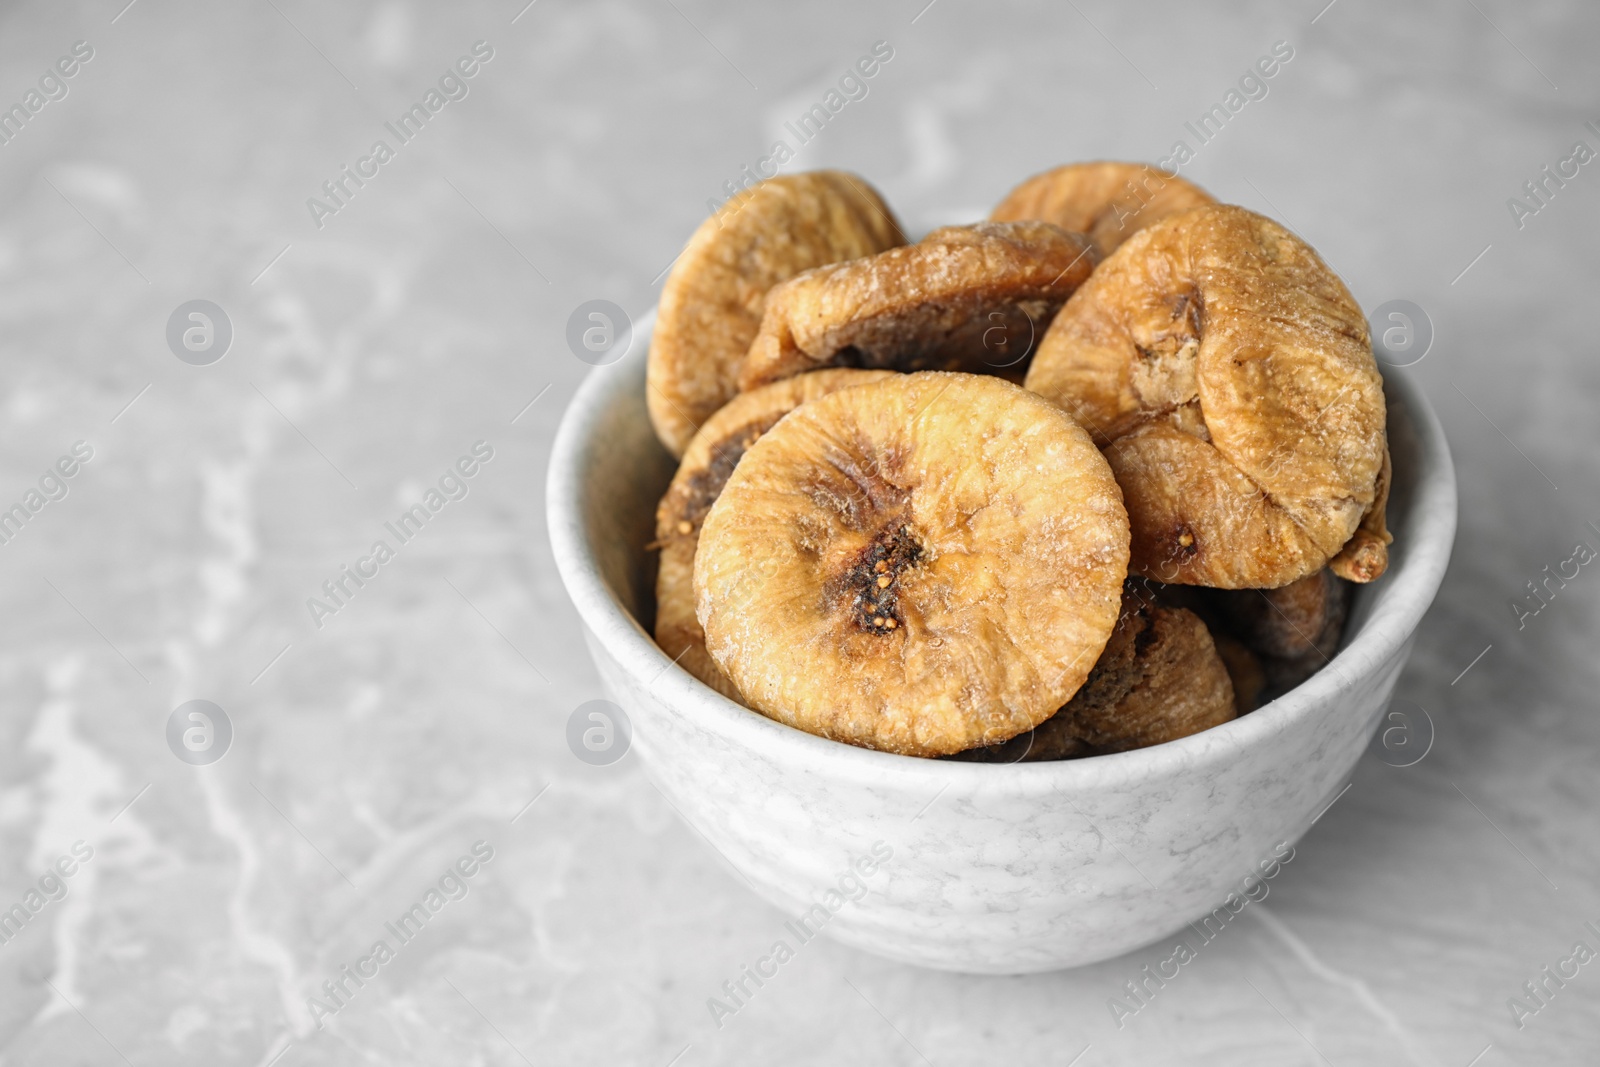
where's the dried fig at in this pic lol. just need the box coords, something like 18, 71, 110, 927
737, 221, 1097, 392
954, 584, 1236, 761
694, 372, 1129, 757
990, 161, 1215, 258
1208, 568, 1351, 698
1212, 567, 1349, 661
1211, 634, 1266, 715
1025, 204, 1387, 589
1329, 440, 1392, 582
654, 368, 895, 702
647, 171, 905, 457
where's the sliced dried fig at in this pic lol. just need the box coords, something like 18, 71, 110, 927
990, 161, 1215, 258
647, 171, 905, 457
694, 372, 1129, 757
737, 221, 1098, 392
953, 584, 1236, 761
654, 368, 896, 702
1026, 204, 1387, 589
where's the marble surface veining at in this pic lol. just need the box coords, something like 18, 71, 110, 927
0, 1, 1596, 1064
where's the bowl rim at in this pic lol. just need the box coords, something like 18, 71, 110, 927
547, 306, 1458, 795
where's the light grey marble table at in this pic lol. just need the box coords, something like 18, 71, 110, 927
0, 1, 1596, 1064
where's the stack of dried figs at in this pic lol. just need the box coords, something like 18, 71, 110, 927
646, 163, 1390, 761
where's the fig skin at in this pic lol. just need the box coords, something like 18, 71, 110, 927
647, 171, 904, 457
990, 161, 1216, 259
653, 369, 895, 702
694, 372, 1129, 758
1026, 204, 1389, 589
737, 221, 1098, 393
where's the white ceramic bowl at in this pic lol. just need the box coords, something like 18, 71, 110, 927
547, 309, 1456, 973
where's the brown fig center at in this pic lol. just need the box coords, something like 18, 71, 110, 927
843, 522, 924, 633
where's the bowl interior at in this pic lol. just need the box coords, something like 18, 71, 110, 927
550, 312, 1456, 781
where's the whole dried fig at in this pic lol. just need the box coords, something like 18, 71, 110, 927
1026, 204, 1389, 588
954, 584, 1236, 762
1208, 568, 1351, 698
737, 221, 1097, 392
990, 161, 1215, 258
647, 171, 904, 457
653, 368, 895, 702
694, 372, 1129, 757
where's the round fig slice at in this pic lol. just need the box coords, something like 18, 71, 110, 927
654, 368, 896, 702
737, 221, 1098, 393
1025, 204, 1387, 589
694, 372, 1129, 757
990, 161, 1216, 258
952, 584, 1236, 762
647, 171, 905, 457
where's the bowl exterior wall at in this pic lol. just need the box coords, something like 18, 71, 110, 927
583, 618, 1409, 972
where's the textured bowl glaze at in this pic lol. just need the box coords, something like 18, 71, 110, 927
547, 308, 1457, 973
